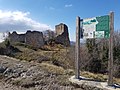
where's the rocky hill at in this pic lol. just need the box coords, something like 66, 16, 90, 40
0, 39, 120, 90
0, 55, 83, 90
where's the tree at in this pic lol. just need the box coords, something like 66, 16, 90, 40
85, 38, 110, 74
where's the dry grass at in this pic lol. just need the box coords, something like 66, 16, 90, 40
81, 71, 107, 81
81, 71, 120, 84
15, 45, 74, 69
40, 62, 65, 75
3, 43, 120, 85
114, 78, 120, 84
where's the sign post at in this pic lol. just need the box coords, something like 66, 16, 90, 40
75, 16, 80, 79
80, 12, 114, 85
108, 12, 114, 86
75, 12, 114, 85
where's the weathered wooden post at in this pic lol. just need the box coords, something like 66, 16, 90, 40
75, 16, 80, 79
108, 12, 114, 86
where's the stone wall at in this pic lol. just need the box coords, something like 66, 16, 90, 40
43, 30, 55, 42
9, 31, 25, 43
25, 31, 44, 48
9, 31, 44, 48
9, 23, 70, 47
55, 23, 70, 46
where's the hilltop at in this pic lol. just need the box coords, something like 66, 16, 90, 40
0, 29, 120, 90
0, 41, 83, 90
0, 39, 120, 90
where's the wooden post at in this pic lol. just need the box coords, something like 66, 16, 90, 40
75, 16, 80, 79
108, 12, 114, 86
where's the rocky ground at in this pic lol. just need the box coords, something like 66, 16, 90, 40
0, 55, 83, 90
0, 80, 26, 90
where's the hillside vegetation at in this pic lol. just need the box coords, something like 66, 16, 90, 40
0, 37, 120, 89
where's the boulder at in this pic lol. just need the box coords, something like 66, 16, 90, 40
0, 65, 7, 73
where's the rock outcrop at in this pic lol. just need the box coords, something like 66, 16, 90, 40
55, 23, 70, 46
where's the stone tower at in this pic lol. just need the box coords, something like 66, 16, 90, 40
55, 23, 70, 46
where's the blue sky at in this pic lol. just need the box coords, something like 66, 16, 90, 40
0, 0, 120, 41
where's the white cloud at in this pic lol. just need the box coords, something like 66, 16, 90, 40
65, 4, 73, 8
0, 10, 52, 32
0, 32, 8, 43
0, 33, 4, 42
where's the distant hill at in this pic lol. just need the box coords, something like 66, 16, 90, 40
70, 41, 75, 46
70, 40, 86, 46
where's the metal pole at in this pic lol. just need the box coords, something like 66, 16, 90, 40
75, 16, 80, 79
108, 12, 114, 86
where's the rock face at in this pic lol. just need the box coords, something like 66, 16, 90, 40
25, 31, 44, 48
9, 31, 44, 48
55, 23, 70, 46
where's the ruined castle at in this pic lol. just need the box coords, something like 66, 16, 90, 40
9, 23, 70, 48
55, 23, 70, 46
9, 31, 44, 48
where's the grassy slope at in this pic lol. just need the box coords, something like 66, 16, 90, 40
0, 42, 120, 85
